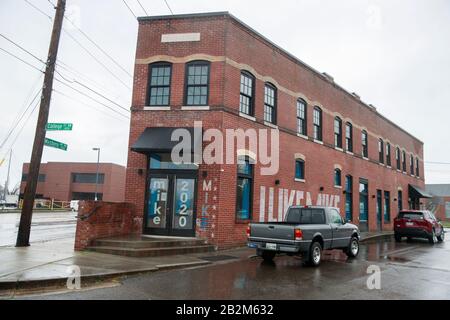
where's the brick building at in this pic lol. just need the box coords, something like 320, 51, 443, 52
426, 184, 450, 222
20, 162, 126, 202
124, 12, 428, 249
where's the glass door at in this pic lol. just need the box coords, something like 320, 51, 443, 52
145, 173, 197, 237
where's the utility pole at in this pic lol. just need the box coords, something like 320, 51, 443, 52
2, 149, 12, 209
16, 0, 66, 247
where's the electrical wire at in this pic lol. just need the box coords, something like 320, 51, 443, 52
122, 0, 137, 19
0, 47, 43, 73
136, 0, 149, 15
163, 0, 174, 15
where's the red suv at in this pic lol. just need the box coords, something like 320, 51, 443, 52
394, 210, 445, 244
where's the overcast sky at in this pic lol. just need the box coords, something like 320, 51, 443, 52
1, 0, 450, 191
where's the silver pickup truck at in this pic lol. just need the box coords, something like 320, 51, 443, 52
247, 206, 360, 266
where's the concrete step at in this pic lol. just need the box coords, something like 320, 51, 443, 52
86, 244, 215, 258
92, 238, 208, 249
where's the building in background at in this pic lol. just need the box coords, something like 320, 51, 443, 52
426, 184, 450, 222
20, 162, 126, 202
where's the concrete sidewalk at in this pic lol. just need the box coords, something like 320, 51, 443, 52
0, 230, 393, 294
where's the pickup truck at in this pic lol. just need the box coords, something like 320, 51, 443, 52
247, 206, 360, 266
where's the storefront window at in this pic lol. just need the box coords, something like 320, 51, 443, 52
149, 153, 198, 170
236, 157, 253, 220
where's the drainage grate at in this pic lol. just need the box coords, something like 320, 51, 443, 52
200, 255, 238, 262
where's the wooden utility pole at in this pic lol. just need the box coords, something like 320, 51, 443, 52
16, 0, 66, 247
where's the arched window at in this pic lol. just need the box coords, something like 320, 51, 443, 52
264, 83, 277, 124
148, 62, 172, 106
361, 130, 368, 158
236, 156, 253, 220
334, 117, 342, 148
402, 150, 406, 172
416, 158, 420, 177
378, 139, 384, 164
239, 71, 255, 115
334, 168, 342, 187
185, 60, 210, 106
295, 159, 305, 180
386, 143, 391, 166
297, 99, 307, 136
410, 154, 414, 175
396, 147, 401, 169
345, 122, 353, 152
313, 107, 322, 141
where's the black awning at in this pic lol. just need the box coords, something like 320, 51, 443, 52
409, 184, 433, 199
131, 127, 201, 153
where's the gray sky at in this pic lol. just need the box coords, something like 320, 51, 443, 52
1, 0, 450, 191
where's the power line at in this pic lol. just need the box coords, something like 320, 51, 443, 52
0, 46, 44, 73
136, 0, 149, 15
163, 0, 174, 15
23, 0, 53, 20
0, 33, 46, 64
54, 89, 129, 123
54, 69, 130, 113
122, 0, 137, 19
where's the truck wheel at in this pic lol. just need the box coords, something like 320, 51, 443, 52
261, 250, 276, 261
305, 242, 322, 267
394, 234, 402, 242
437, 229, 445, 242
345, 236, 359, 258
428, 229, 437, 244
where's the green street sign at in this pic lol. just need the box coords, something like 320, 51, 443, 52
46, 123, 73, 131
44, 138, 68, 151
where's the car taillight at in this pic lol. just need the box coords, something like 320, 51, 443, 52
246, 224, 251, 238
294, 228, 303, 240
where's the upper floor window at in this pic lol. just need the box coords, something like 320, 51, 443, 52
361, 130, 368, 158
334, 117, 342, 148
22, 174, 46, 182
378, 139, 384, 164
148, 63, 171, 106
334, 168, 342, 187
345, 122, 353, 152
402, 150, 406, 172
386, 143, 391, 166
297, 99, 307, 136
295, 159, 305, 180
239, 71, 255, 115
410, 154, 414, 175
264, 83, 277, 124
416, 158, 420, 177
72, 173, 105, 184
313, 107, 322, 141
396, 147, 401, 170
185, 61, 210, 106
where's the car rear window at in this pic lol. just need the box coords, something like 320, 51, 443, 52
398, 212, 424, 220
286, 208, 326, 224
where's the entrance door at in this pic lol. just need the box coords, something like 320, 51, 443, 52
359, 179, 369, 232
376, 190, 383, 231
145, 173, 197, 237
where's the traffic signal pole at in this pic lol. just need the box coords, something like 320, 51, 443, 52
16, 0, 66, 247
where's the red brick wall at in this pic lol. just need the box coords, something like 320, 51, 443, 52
123, 13, 425, 249
74, 201, 140, 250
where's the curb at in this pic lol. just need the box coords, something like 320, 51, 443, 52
360, 232, 394, 242
0, 260, 211, 295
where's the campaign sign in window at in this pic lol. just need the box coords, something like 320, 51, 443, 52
148, 178, 168, 228
173, 178, 195, 230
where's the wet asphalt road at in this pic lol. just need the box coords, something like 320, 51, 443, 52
24, 234, 450, 300
0, 211, 76, 247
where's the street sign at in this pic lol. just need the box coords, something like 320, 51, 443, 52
46, 123, 73, 131
44, 138, 68, 151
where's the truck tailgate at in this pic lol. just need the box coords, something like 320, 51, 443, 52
250, 223, 295, 241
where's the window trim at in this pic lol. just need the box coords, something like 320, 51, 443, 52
184, 60, 211, 106
334, 168, 342, 187
345, 122, 353, 152
263, 82, 277, 124
235, 157, 254, 221
361, 130, 368, 158
334, 117, 343, 149
313, 106, 323, 141
295, 159, 305, 180
297, 98, 307, 136
239, 70, 255, 116
147, 62, 172, 107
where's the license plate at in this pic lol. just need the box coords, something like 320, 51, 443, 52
265, 243, 277, 250
406, 222, 414, 226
